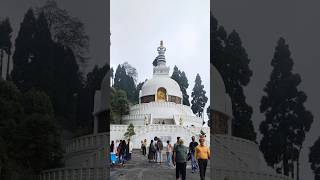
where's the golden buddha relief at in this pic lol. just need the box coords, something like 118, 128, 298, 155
157, 87, 167, 101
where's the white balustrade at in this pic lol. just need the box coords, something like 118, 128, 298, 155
40, 167, 108, 180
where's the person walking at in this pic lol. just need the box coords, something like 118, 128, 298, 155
166, 140, 173, 167
118, 140, 126, 166
115, 140, 120, 153
110, 140, 115, 153
173, 137, 180, 167
143, 139, 147, 156
141, 140, 144, 154
127, 139, 133, 160
195, 136, 210, 180
148, 140, 156, 162
154, 137, 158, 162
157, 138, 164, 163
189, 136, 199, 173
173, 139, 188, 180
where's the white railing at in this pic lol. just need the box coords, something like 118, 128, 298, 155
65, 133, 109, 154
212, 135, 249, 170
40, 167, 108, 180
213, 135, 262, 171
213, 168, 292, 180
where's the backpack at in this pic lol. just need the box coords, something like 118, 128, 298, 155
150, 144, 156, 153
158, 141, 163, 151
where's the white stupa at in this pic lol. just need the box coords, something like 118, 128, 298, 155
40, 41, 292, 180
110, 41, 209, 148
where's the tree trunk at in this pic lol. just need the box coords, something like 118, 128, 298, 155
283, 152, 289, 176
291, 162, 294, 179
297, 148, 301, 180
0, 49, 3, 79
6, 51, 10, 80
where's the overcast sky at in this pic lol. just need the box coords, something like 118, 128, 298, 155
212, 0, 320, 179
111, 0, 210, 119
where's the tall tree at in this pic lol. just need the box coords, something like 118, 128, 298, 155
36, 0, 89, 67
0, 80, 62, 179
122, 61, 138, 83
114, 63, 137, 104
309, 137, 320, 180
210, 14, 256, 141
111, 89, 130, 124
191, 74, 208, 117
134, 81, 144, 103
11, 9, 37, 90
260, 37, 313, 178
12, 9, 83, 132
18, 89, 63, 175
75, 64, 108, 135
206, 105, 211, 127
110, 67, 114, 87
171, 66, 190, 106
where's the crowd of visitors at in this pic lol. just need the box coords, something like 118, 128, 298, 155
110, 135, 210, 180
110, 139, 133, 167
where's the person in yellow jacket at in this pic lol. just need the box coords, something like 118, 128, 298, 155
194, 136, 210, 180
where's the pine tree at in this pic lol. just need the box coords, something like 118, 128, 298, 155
110, 67, 114, 86
114, 63, 137, 104
111, 89, 130, 124
191, 74, 208, 117
260, 37, 313, 178
12, 9, 83, 132
11, 9, 37, 91
309, 137, 320, 180
206, 105, 211, 127
210, 14, 256, 141
36, 0, 89, 66
171, 66, 190, 106
134, 81, 144, 104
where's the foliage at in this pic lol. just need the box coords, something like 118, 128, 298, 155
0, 80, 63, 179
124, 123, 136, 139
206, 105, 211, 127
191, 74, 208, 117
75, 64, 109, 134
260, 37, 313, 177
309, 137, 320, 180
11, 9, 83, 132
171, 66, 190, 106
111, 88, 130, 124
114, 63, 137, 104
36, 0, 89, 66
211, 14, 256, 141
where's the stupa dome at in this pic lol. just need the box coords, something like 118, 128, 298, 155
140, 75, 182, 99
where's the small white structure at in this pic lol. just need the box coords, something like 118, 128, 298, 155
110, 41, 210, 148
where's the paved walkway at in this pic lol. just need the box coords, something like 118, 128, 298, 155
110, 150, 210, 180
